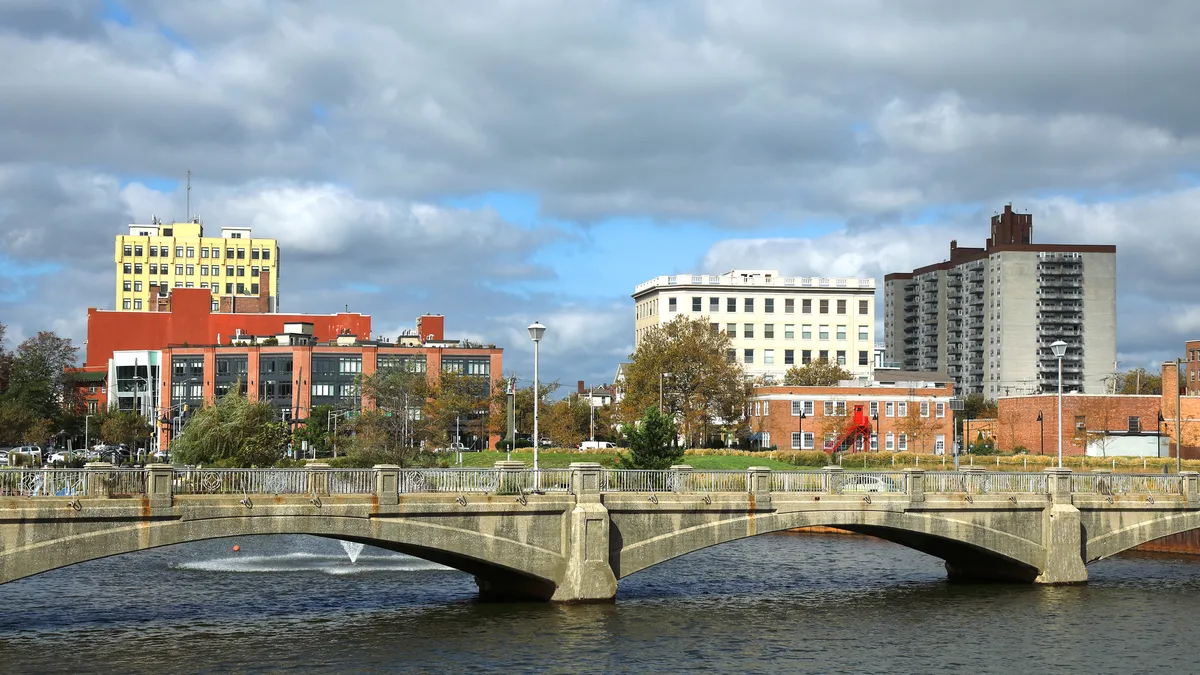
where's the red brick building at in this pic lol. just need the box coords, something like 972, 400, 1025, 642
749, 371, 956, 453
85, 288, 371, 368
1185, 339, 1200, 396
995, 394, 1161, 456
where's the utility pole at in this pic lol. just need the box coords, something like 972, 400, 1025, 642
1177, 358, 1183, 473
589, 385, 595, 442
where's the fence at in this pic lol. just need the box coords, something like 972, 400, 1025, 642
926, 472, 1047, 495
173, 469, 310, 495
0, 470, 87, 497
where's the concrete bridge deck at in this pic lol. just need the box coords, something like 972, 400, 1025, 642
1, 462, 1198, 602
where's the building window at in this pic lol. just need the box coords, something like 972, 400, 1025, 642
201, 283, 208, 289
252, 248, 261, 259
936, 402, 945, 418
159, 246, 169, 256
134, 299, 142, 309
783, 324, 794, 339
859, 326, 869, 340
818, 349, 829, 361
692, 297, 702, 311
123, 263, 131, 274
226, 248, 234, 259
859, 300, 869, 315
886, 401, 894, 417
226, 283, 233, 293
227, 266, 235, 277
859, 351, 868, 366
186, 247, 194, 258
134, 245, 143, 256
765, 298, 774, 313
898, 434, 908, 451
836, 350, 846, 365
802, 299, 812, 314
262, 249, 270, 260
201, 248, 208, 258
251, 283, 259, 294
201, 266, 208, 276
212, 247, 220, 258
237, 267, 245, 277
709, 297, 719, 312
802, 324, 812, 339
898, 402, 908, 417
935, 435, 945, 454
819, 325, 829, 340
212, 301, 219, 311
837, 299, 847, 314
174, 264, 182, 275
668, 298, 676, 312
869, 401, 879, 418
801, 350, 812, 364
174, 282, 182, 288
819, 299, 829, 314
744, 349, 754, 364
149, 247, 157, 257
743, 323, 754, 338
920, 401, 930, 417
133, 281, 142, 292
710, 323, 719, 334
237, 283, 246, 294
785, 298, 795, 314
764, 349, 774, 365
726, 323, 737, 337
871, 433, 879, 451
237, 248, 245, 259
186, 265, 194, 275
123, 244, 132, 256
123, 299, 131, 309
792, 432, 803, 450
150, 264, 157, 274
727, 298, 736, 312
784, 349, 794, 365
836, 325, 847, 340
1128, 416, 1141, 433
211, 266, 220, 277
123, 280, 132, 291
185, 282, 193, 288
251, 266, 260, 277
745, 298, 754, 312
1075, 415, 1086, 433
886, 432, 894, 450
727, 349, 736, 364
764, 324, 774, 339
175, 246, 183, 257
133, 263, 142, 274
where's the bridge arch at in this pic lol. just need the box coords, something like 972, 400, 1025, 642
1084, 511, 1200, 563
611, 508, 1044, 583
0, 513, 567, 600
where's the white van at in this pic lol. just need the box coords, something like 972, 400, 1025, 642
578, 441, 617, 450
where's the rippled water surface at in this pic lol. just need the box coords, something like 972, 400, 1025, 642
1, 533, 1197, 674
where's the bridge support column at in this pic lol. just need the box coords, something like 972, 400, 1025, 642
551, 462, 617, 603
85, 462, 113, 498
747, 467, 771, 510
145, 463, 173, 509
375, 465, 399, 506
822, 465, 843, 494
307, 462, 330, 496
904, 468, 924, 503
670, 464, 693, 493
1037, 468, 1087, 585
1181, 471, 1198, 504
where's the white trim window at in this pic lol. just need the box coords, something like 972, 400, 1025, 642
869, 401, 879, 418
898, 433, 908, 451
920, 401, 930, 418
870, 433, 878, 451
792, 432, 802, 449
885, 401, 894, 417
885, 432, 894, 450
934, 434, 946, 454
803, 432, 814, 449
936, 402, 945, 418
898, 401, 908, 417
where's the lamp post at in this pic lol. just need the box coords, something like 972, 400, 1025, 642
1051, 340, 1068, 468
1177, 358, 1183, 473
1036, 411, 1044, 456
659, 372, 672, 412
1159, 411, 1166, 460
871, 412, 879, 453
798, 408, 806, 450
528, 322, 546, 481
82, 413, 93, 463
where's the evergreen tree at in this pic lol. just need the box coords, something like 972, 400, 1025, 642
620, 406, 680, 470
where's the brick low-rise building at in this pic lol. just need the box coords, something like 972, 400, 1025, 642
749, 371, 956, 454
1185, 339, 1200, 396
995, 393, 1161, 457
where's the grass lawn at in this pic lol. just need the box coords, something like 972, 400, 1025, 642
451, 451, 797, 470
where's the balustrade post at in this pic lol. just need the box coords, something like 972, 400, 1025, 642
822, 465, 844, 495
670, 464, 693, 494
747, 466, 771, 496
569, 462, 603, 503
85, 462, 113, 498
1180, 471, 1198, 504
1044, 467, 1073, 504
375, 465, 399, 506
495, 460, 526, 495
145, 463, 174, 509
904, 468, 925, 503
307, 462, 331, 496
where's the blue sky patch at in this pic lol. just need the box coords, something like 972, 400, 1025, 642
100, 0, 132, 26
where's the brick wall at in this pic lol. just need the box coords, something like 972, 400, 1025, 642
996, 394, 1160, 456
1186, 340, 1200, 396
1162, 361, 1200, 459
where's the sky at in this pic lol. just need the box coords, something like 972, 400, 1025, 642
3, 0, 1200, 391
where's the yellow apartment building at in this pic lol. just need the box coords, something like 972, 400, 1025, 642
114, 219, 280, 312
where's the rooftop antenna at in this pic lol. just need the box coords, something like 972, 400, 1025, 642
186, 170, 191, 223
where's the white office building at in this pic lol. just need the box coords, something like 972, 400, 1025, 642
632, 270, 877, 381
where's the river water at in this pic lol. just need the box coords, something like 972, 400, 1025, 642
0, 533, 1196, 674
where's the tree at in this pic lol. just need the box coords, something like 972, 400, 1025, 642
99, 409, 153, 451
896, 400, 938, 453
293, 403, 336, 458
619, 407, 681, 470
20, 417, 53, 448
1117, 367, 1162, 395
0, 399, 36, 446
958, 393, 998, 436
0, 321, 11, 396
542, 396, 591, 449
1077, 396, 1123, 457
817, 402, 854, 452
424, 370, 493, 449
4, 331, 79, 423
486, 374, 559, 443
619, 316, 745, 447
169, 387, 289, 466
783, 359, 853, 386
358, 368, 431, 454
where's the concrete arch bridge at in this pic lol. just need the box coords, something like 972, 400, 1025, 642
1, 462, 1198, 602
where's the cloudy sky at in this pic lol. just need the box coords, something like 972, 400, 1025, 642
2, 0, 1200, 389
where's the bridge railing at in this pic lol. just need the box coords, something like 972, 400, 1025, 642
925, 471, 1048, 495
1072, 474, 1183, 495
0, 469, 87, 497
328, 470, 375, 495
771, 471, 825, 493
173, 469, 311, 495
106, 469, 148, 497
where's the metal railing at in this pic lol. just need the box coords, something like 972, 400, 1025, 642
603, 470, 678, 493
831, 471, 908, 494
173, 469, 310, 495
926, 471, 1047, 494
328, 470, 375, 494
689, 470, 748, 493
0, 469, 87, 497
1073, 474, 1183, 495
399, 468, 498, 494
107, 469, 147, 496
772, 471, 825, 492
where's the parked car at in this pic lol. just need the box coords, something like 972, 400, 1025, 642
48, 451, 69, 464
10, 446, 42, 464
840, 474, 902, 493
578, 441, 617, 450
447, 442, 469, 453
0, 450, 9, 465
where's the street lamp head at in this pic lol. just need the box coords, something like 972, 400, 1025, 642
527, 321, 546, 342
1036, 411, 1043, 422
1050, 340, 1068, 358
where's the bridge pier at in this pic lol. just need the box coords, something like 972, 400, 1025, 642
1035, 468, 1088, 584
550, 463, 618, 603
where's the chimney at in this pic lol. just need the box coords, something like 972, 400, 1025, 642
258, 269, 270, 312
578, 380, 585, 394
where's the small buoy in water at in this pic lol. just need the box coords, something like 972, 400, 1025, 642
233, 545, 241, 552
